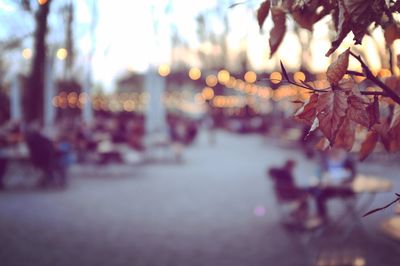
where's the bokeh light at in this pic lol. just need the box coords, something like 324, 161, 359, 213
244, 71, 257, 83
56, 48, 68, 60
22, 48, 32, 59
270, 72, 282, 84
188, 67, 201, 80
158, 64, 170, 77
217, 69, 230, 84
206, 75, 218, 87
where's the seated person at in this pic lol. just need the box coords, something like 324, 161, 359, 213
268, 160, 309, 221
313, 148, 356, 220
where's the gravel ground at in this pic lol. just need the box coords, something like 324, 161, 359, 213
1, 131, 400, 266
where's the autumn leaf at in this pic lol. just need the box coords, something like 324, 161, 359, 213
291, 8, 319, 31
315, 137, 330, 151
384, 23, 400, 47
387, 105, 400, 152
374, 119, 391, 151
347, 94, 370, 128
334, 117, 356, 151
384, 76, 400, 95
366, 96, 380, 128
257, 0, 271, 30
295, 93, 318, 125
326, 2, 351, 56
316, 90, 348, 142
326, 0, 384, 56
359, 130, 379, 161
269, 7, 286, 57
326, 49, 350, 85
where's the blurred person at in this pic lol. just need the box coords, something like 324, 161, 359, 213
55, 132, 75, 187
312, 148, 356, 220
25, 125, 65, 188
268, 159, 309, 221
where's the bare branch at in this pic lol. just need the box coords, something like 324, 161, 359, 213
363, 195, 400, 217
350, 51, 400, 105
280, 61, 327, 92
346, 70, 364, 77
360, 91, 387, 96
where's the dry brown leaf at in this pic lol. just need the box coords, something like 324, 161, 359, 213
326, 2, 351, 56
269, 7, 286, 57
384, 23, 400, 47
384, 76, 400, 95
348, 94, 370, 128
291, 6, 323, 31
316, 90, 348, 142
257, 0, 271, 30
334, 117, 356, 151
366, 96, 380, 128
295, 93, 319, 125
326, 49, 350, 84
326, 0, 384, 56
315, 137, 330, 151
359, 130, 379, 161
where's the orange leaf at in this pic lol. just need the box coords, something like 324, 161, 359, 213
316, 90, 348, 142
315, 137, 330, 151
348, 95, 370, 128
295, 93, 318, 125
257, 0, 271, 30
269, 7, 286, 57
384, 23, 400, 47
359, 130, 379, 161
326, 49, 350, 85
387, 105, 400, 152
366, 96, 380, 128
334, 117, 356, 151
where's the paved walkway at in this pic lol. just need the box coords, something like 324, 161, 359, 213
1, 131, 400, 265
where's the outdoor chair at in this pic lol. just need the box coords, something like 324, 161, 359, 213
25, 131, 67, 187
270, 175, 322, 231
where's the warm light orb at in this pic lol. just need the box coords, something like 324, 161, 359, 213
22, 48, 32, 59
217, 69, 230, 84
270, 72, 282, 84
123, 100, 135, 112
201, 87, 214, 100
38, 0, 48, 5
158, 64, 170, 77
56, 48, 68, 60
188, 67, 201, 80
206, 75, 218, 87
378, 68, 391, 78
293, 71, 306, 83
244, 71, 257, 83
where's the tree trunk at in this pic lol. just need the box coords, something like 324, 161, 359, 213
26, 0, 51, 123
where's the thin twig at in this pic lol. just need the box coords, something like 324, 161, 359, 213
350, 51, 400, 105
280, 61, 328, 93
346, 70, 364, 77
363, 195, 400, 217
360, 91, 387, 96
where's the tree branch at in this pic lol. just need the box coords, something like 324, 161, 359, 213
360, 91, 387, 96
280, 61, 327, 93
350, 51, 400, 105
363, 195, 400, 217
346, 70, 364, 77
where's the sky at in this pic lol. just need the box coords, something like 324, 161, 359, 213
1, 0, 393, 93
0, 0, 307, 92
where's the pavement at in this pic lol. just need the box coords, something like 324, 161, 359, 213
1, 130, 400, 266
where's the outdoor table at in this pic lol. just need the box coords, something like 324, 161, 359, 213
351, 174, 393, 194
0, 145, 32, 188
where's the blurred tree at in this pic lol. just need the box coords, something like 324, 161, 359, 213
26, 0, 52, 123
